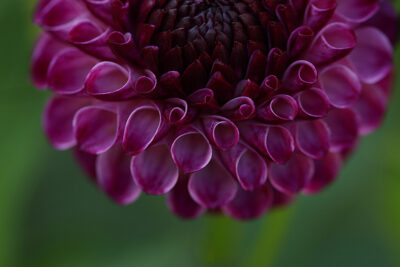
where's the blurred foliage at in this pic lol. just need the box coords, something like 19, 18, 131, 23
0, 0, 400, 266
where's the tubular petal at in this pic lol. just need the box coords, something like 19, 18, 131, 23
73, 105, 118, 154
269, 154, 314, 195
336, 0, 380, 23
304, 0, 337, 31
258, 94, 298, 121
96, 146, 141, 205
295, 120, 330, 159
166, 174, 205, 219
171, 129, 212, 173
202, 115, 239, 150
282, 60, 317, 92
131, 145, 179, 195
296, 87, 330, 118
189, 160, 237, 209
221, 96, 256, 121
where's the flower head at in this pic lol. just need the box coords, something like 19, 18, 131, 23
32, 0, 397, 220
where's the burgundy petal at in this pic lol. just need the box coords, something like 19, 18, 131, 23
221, 96, 256, 121
223, 185, 273, 220
296, 87, 330, 118
295, 120, 330, 159
43, 95, 91, 149
188, 160, 237, 209
269, 154, 314, 195
96, 145, 141, 205
303, 152, 342, 194
171, 128, 212, 173
131, 145, 179, 195
258, 94, 298, 122
282, 60, 317, 92
166, 174, 205, 219
202, 115, 239, 150
73, 104, 119, 154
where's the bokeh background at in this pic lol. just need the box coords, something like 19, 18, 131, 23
1, 1, 400, 266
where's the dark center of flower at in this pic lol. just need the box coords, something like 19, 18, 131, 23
129, 0, 296, 101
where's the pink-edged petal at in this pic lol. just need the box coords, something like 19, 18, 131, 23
47, 48, 98, 95
188, 160, 237, 209
287, 26, 314, 58
352, 83, 387, 135
163, 98, 192, 124
239, 122, 295, 164
324, 108, 359, 152
73, 105, 118, 154
219, 143, 268, 191
73, 147, 97, 180
295, 120, 330, 159
305, 23, 356, 66
336, 0, 380, 23
123, 104, 163, 155
202, 115, 239, 150
304, 0, 337, 31
31, 33, 67, 89
131, 145, 179, 195
35, 0, 87, 27
221, 96, 255, 121
223, 185, 273, 220
258, 95, 298, 122
282, 60, 317, 92
269, 154, 314, 195
320, 64, 362, 108
43, 95, 91, 150
171, 129, 212, 173
348, 27, 393, 84
303, 152, 342, 194
96, 145, 141, 205
166, 174, 206, 219
296, 87, 330, 118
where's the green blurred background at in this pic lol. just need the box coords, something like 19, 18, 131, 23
1, 1, 400, 266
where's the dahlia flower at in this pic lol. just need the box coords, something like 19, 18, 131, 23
31, 0, 397, 220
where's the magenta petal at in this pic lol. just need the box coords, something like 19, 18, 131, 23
73, 105, 118, 154
324, 109, 359, 152
258, 94, 298, 122
166, 174, 206, 219
43, 95, 91, 150
303, 152, 342, 194
221, 96, 255, 121
47, 48, 98, 95
287, 26, 314, 58
96, 146, 141, 205
304, 0, 337, 31
269, 154, 314, 195
188, 160, 237, 209
131, 145, 178, 195
219, 143, 268, 191
320, 65, 362, 108
348, 27, 393, 84
31, 33, 67, 89
282, 60, 317, 92
239, 122, 295, 164
202, 115, 239, 150
271, 185, 295, 208
336, 0, 380, 23
163, 98, 191, 124
295, 120, 330, 159
296, 87, 330, 118
352, 83, 387, 135
223, 185, 273, 220
305, 23, 356, 66
123, 104, 163, 155
171, 129, 212, 173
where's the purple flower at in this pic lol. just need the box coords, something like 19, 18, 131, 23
31, 0, 397, 220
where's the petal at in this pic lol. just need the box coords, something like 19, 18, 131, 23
269, 154, 314, 195
320, 65, 362, 108
31, 33, 67, 89
336, 0, 380, 23
303, 152, 342, 194
96, 146, 141, 205
166, 174, 206, 219
188, 160, 237, 209
223, 185, 273, 220
123, 104, 163, 155
295, 120, 330, 159
131, 145, 179, 195
282, 60, 317, 92
73, 147, 97, 180
304, 0, 337, 31
270, 185, 295, 208
73, 105, 118, 154
348, 27, 393, 84
43, 95, 91, 150
324, 108, 359, 152
258, 94, 298, 121
171, 130, 212, 173
47, 48, 98, 95
305, 23, 356, 66
287, 26, 314, 57
296, 87, 330, 118
202, 115, 239, 150
221, 96, 255, 121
